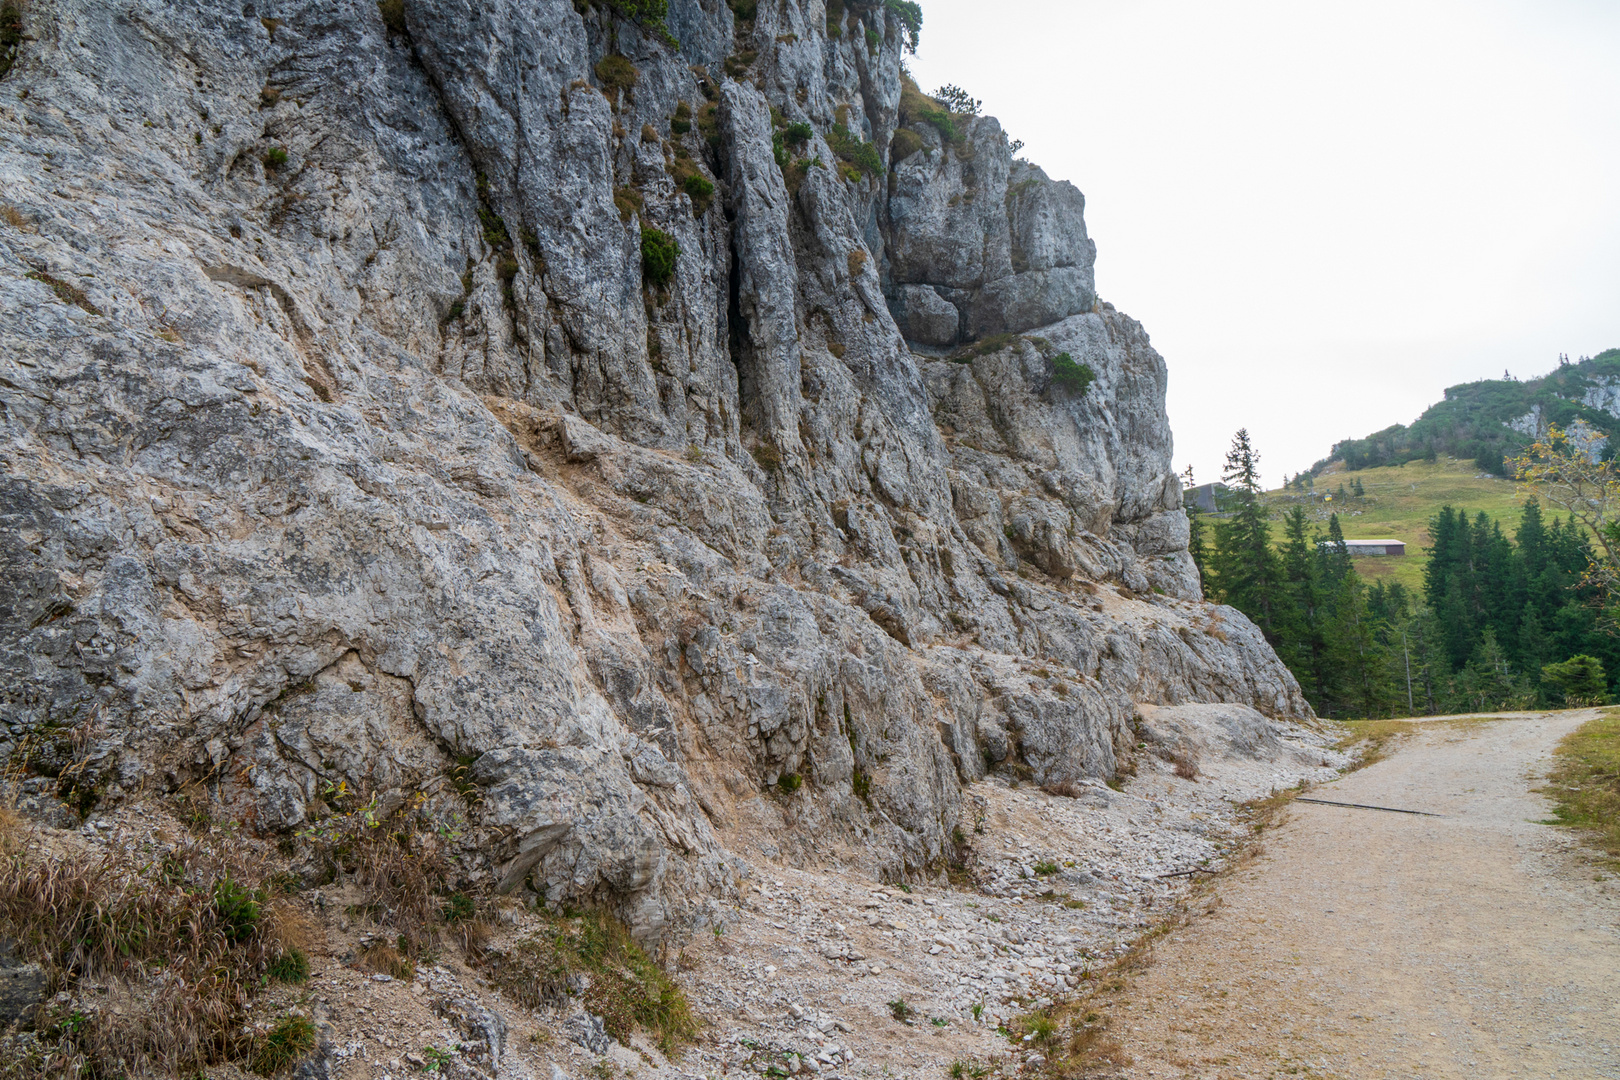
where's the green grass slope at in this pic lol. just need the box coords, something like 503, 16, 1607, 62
1264, 457, 1525, 592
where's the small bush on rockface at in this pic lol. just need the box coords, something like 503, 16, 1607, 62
1, 1, 23, 80
595, 54, 638, 99
783, 121, 813, 148
263, 146, 289, 170
933, 84, 980, 115
827, 124, 881, 178
682, 173, 714, 212
727, 0, 756, 20
640, 227, 680, 287
888, 999, 913, 1022
491, 909, 697, 1053
670, 100, 692, 134
777, 773, 803, 794
884, 0, 922, 52
1050, 352, 1095, 395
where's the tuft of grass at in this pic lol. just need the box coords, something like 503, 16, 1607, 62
1541, 707, 1620, 866
595, 54, 638, 99
1, 203, 29, 229
251, 1015, 316, 1075
750, 442, 782, 474
214, 874, 266, 942
295, 787, 457, 959
887, 999, 913, 1022
360, 942, 415, 980
492, 909, 697, 1053
267, 947, 310, 984
1032, 860, 1059, 876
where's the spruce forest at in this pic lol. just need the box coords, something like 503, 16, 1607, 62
1192, 430, 1617, 718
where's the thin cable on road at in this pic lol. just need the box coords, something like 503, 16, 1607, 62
1294, 796, 1442, 817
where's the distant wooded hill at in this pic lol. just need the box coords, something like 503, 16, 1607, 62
1310, 348, 1620, 476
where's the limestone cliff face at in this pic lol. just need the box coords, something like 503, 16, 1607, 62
0, 0, 1308, 939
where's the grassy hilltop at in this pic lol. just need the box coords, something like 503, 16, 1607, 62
1263, 457, 1525, 592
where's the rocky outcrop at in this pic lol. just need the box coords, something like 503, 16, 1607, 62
0, 0, 1308, 942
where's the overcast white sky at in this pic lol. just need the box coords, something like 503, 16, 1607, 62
906, 0, 1620, 488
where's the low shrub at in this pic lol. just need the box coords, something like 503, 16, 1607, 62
783, 121, 812, 148
640, 226, 680, 287
777, 773, 803, 794
263, 146, 289, 170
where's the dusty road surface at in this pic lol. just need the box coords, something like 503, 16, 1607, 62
1111, 710, 1620, 1079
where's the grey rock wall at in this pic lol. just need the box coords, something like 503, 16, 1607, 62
0, 0, 1308, 942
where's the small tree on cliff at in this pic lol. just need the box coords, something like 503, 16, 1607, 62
1209, 429, 1284, 640
1182, 464, 1210, 591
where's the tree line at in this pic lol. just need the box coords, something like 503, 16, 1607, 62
1188, 430, 1615, 718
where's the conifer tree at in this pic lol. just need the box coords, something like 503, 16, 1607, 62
1209, 430, 1283, 639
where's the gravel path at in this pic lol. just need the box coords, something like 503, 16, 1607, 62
1113, 710, 1620, 1079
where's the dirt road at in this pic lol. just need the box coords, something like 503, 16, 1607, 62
1111, 710, 1620, 1079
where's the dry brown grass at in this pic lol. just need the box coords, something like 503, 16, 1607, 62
0, 812, 311, 1078
1, 204, 30, 229
297, 787, 457, 958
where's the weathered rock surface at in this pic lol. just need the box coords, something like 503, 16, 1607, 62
0, 0, 1309, 941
